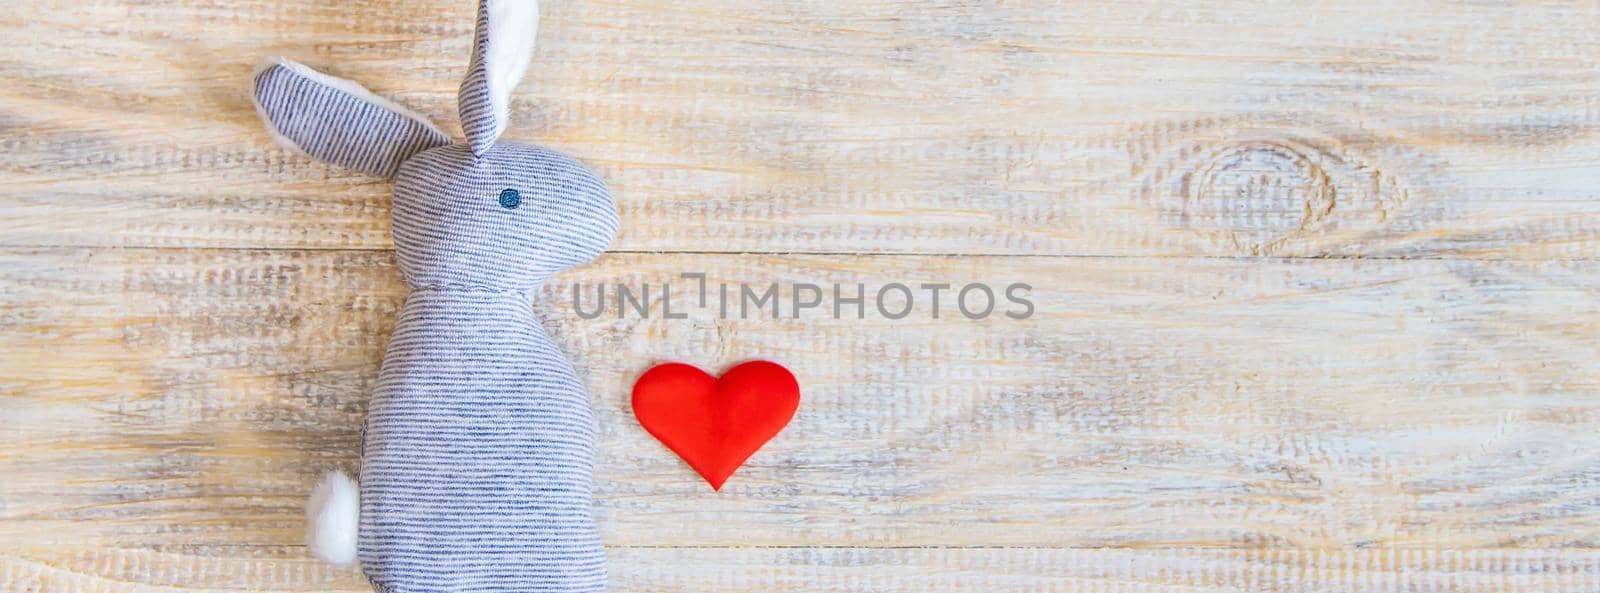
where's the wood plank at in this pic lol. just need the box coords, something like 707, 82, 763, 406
5, 546, 1600, 593
3, 248, 1596, 550
3, 1, 1599, 256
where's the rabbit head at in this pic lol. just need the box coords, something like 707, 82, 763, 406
250, 0, 617, 291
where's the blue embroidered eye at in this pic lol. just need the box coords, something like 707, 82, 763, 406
499, 188, 521, 209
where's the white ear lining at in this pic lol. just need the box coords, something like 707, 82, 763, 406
249, 57, 315, 158
483, 0, 540, 138
252, 56, 449, 144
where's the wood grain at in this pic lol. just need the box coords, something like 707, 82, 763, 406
4, 0, 1599, 590
6, 546, 1600, 593
4, 248, 1596, 553
2, 0, 1598, 257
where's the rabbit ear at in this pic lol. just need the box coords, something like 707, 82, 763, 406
251, 58, 451, 177
459, 0, 540, 156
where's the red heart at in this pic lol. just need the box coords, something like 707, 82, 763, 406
631, 361, 800, 491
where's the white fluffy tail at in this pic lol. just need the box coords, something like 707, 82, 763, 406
305, 470, 359, 565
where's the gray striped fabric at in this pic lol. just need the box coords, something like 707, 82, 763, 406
361, 143, 616, 593
362, 288, 607, 593
252, 61, 450, 177
392, 143, 617, 290
459, 0, 502, 157
251, 1, 618, 589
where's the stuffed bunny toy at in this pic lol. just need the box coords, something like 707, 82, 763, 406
249, 1, 616, 591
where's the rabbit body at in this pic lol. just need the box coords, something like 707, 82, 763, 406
359, 143, 617, 593
363, 292, 604, 593
249, 1, 619, 588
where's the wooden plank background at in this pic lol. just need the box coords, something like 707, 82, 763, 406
2, 0, 1598, 591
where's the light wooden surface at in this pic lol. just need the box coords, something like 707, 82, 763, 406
2, 1, 1598, 592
